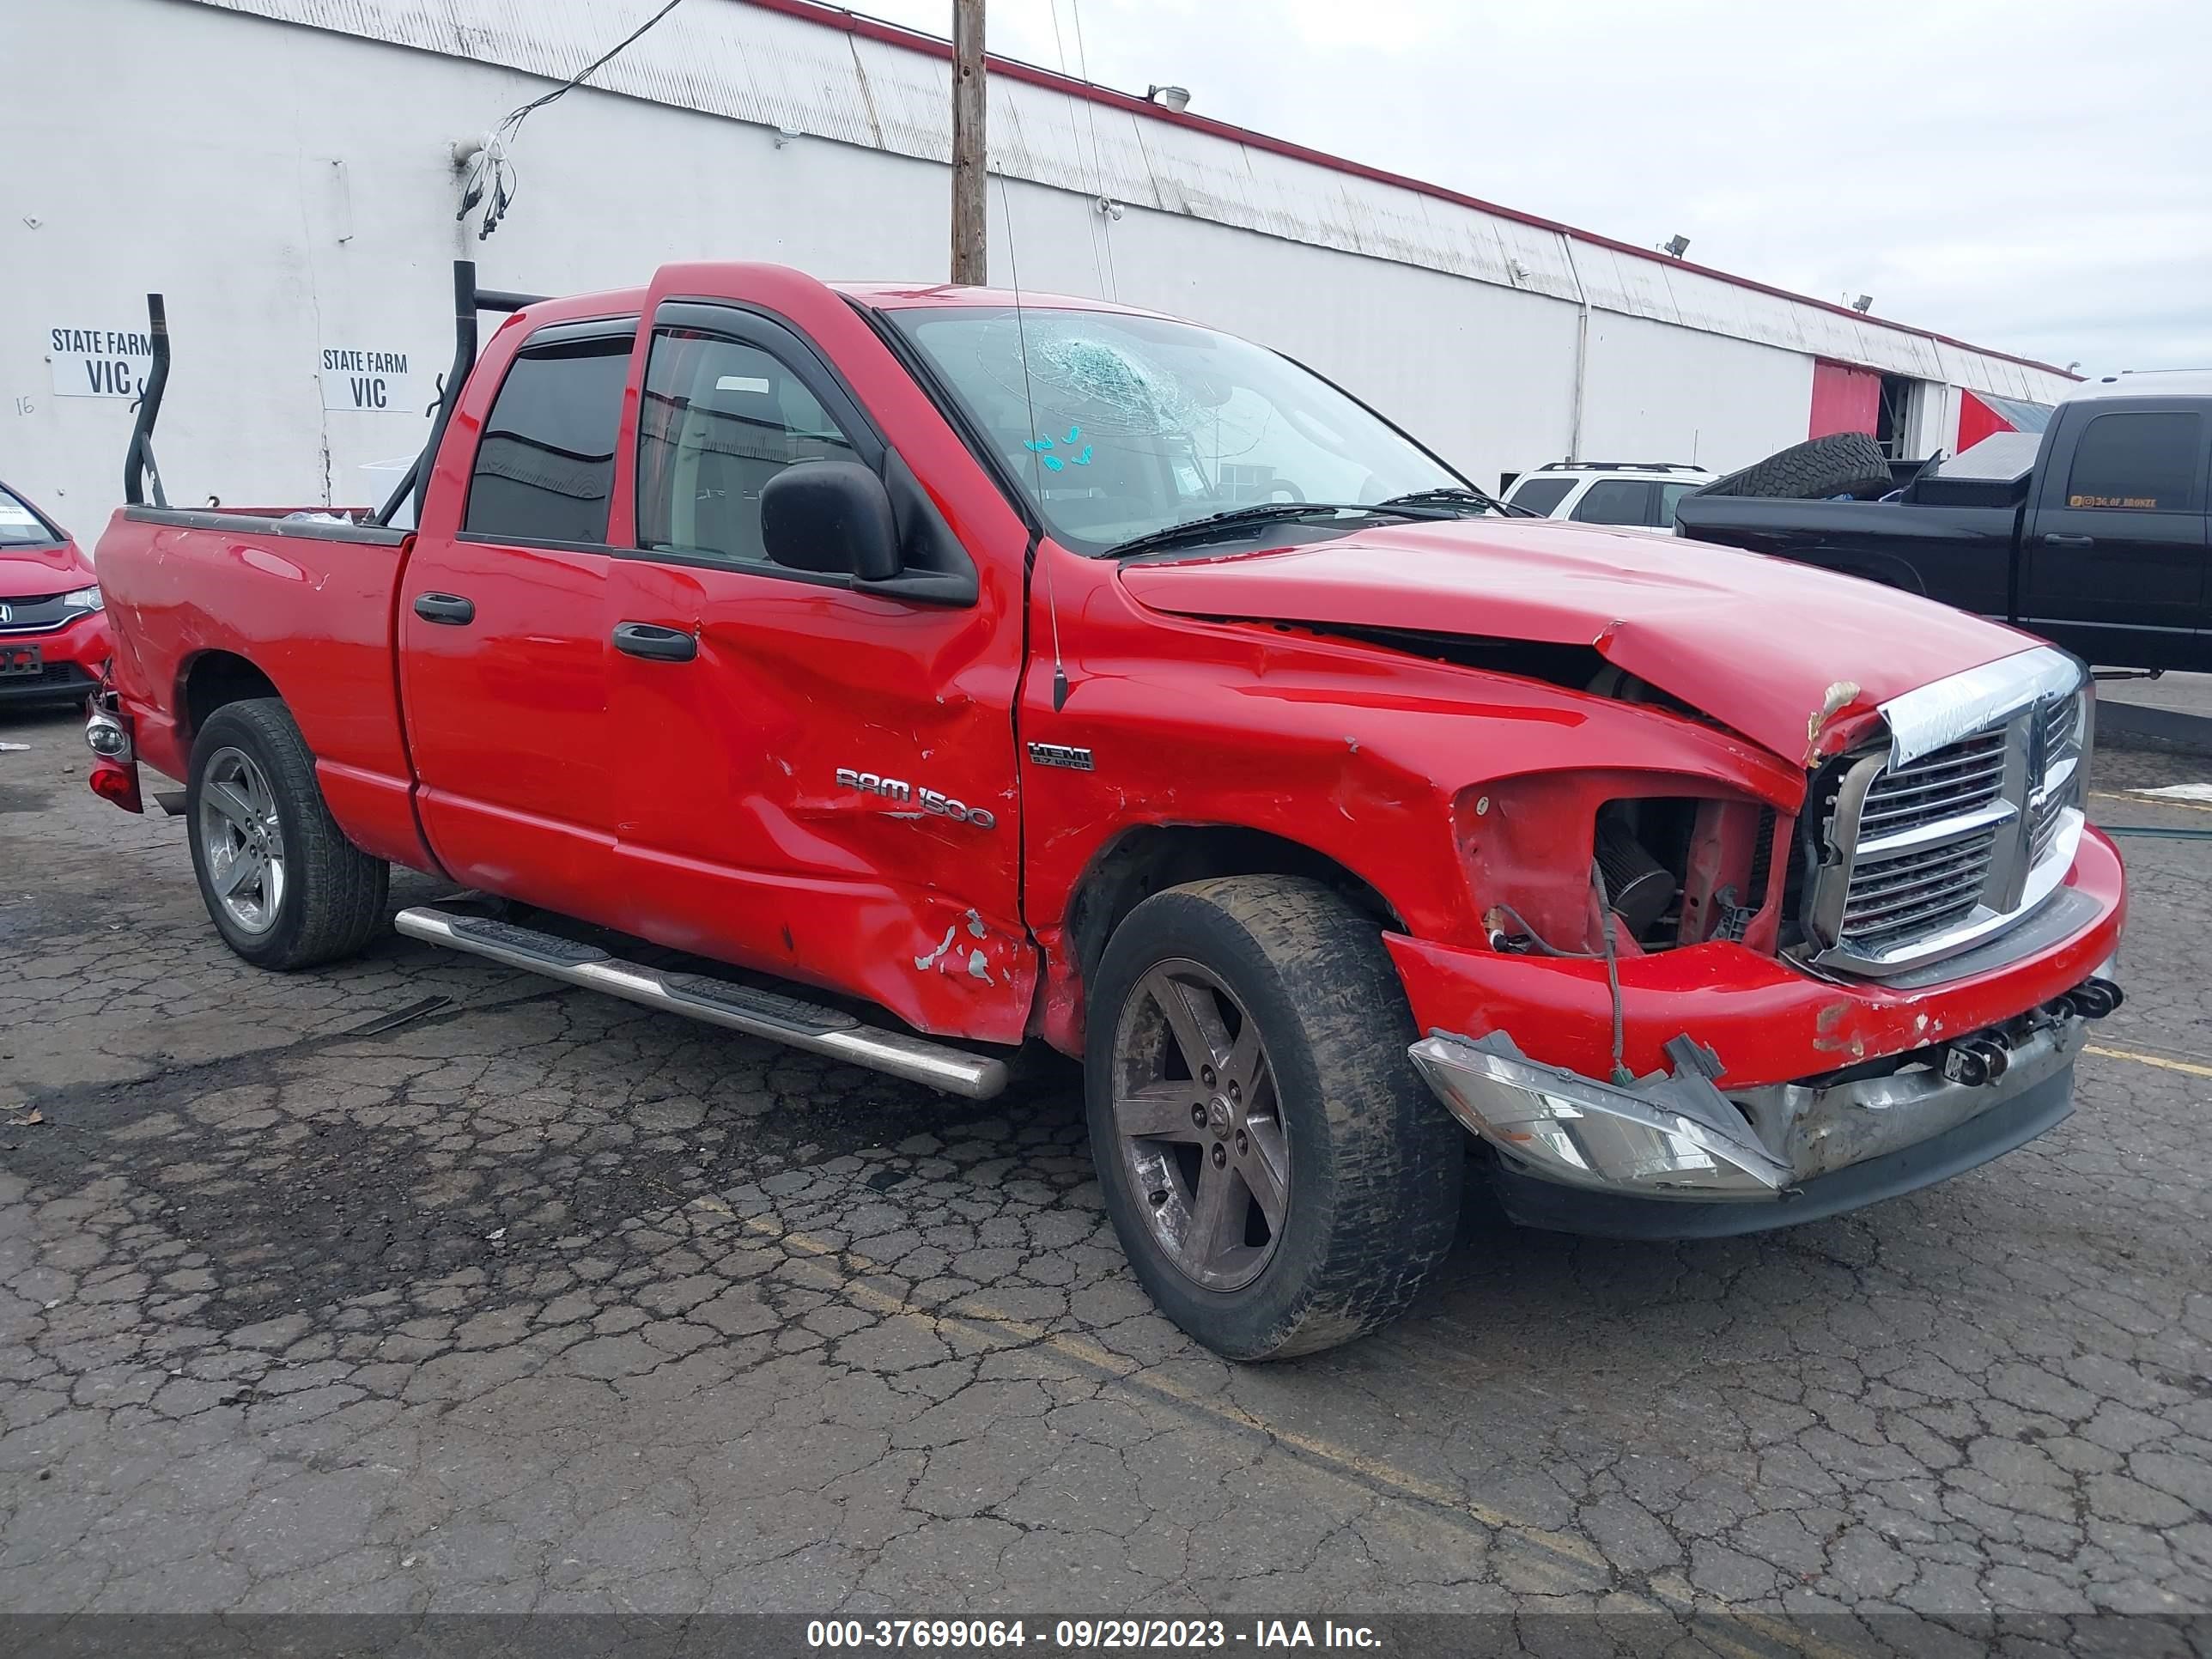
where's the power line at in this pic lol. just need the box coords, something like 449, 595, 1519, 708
507, 0, 689, 136
1042, 0, 1109, 298
1066, 0, 1119, 301
459, 0, 690, 239
1046, 0, 1070, 77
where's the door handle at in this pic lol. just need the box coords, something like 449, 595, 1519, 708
2043, 533, 2095, 550
612, 621, 698, 662
412, 592, 476, 625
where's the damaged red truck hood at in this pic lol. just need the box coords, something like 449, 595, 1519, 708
1118, 518, 2041, 764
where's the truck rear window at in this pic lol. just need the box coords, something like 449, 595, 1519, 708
2063, 411, 2205, 512
464, 337, 632, 545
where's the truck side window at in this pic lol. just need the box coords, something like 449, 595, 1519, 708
2063, 412, 2205, 511
462, 337, 631, 545
636, 331, 861, 567
1569, 479, 1654, 525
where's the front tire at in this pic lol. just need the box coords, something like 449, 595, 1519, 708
1085, 876, 1462, 1360
185, 698, 388, 969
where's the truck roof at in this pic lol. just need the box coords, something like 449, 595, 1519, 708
1532, 460, 1711, 477
494, 272, 1172, 331
2063, 368, 2212, 402
830, 282, 1171, 317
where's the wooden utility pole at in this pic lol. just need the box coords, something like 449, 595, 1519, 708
950, 0, 987, 284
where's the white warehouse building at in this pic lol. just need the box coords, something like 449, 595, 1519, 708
3, 0, 2081, 532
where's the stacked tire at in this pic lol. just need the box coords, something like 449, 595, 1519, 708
1694, 432, 1896, 501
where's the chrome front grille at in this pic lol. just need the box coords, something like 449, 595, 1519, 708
0, 592, 76, 634
1853, 729, 2008, 840
2040, 693, 2076, 759
2029, 794, 2069, 866
2028, 691, 2086, 867
1802, 648, 2089, 978
1840, 825, 2001, 947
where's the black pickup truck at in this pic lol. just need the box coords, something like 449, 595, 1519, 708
1676, 375, 2212, 671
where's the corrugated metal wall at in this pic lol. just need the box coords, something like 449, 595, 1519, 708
0, 0, 2075, 526
188, 0, 2070, 400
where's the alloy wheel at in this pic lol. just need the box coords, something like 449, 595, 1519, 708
1109, 958, 1291, 1291
198, 746, 287, 934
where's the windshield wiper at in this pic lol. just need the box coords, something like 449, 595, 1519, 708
1377, 485, 1530, 517
1102, 501, 1454, 560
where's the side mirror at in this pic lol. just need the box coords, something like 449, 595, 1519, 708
760, 461, 901, 584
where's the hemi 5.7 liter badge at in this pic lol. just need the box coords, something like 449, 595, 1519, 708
1026, 742, 1094, 772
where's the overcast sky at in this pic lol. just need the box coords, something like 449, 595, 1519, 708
858, 0, 2209, 375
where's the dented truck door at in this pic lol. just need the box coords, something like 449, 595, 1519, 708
599, 296, 1034, 1042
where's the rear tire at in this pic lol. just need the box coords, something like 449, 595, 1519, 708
185, 698, 388, 970
1085, 876, 1462, 1360
1698, 431, 1895, 501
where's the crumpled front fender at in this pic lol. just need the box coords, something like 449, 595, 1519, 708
1387, 826, 2124, 1091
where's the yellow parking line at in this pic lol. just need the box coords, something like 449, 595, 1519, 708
713, 1203, 1614, 1560
2086, 1043, 2212, 1079
2094, 788, 2212, 814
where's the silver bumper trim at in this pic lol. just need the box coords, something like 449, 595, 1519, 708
1409, 1031, 1792, 1200
1734, 1010, 2081, 1181
1412, 1007, 2087, 1203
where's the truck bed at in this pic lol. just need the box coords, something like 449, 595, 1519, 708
1678, 396, 2212, 672
1674, 493, 2023, 618
94, 504, 434, 870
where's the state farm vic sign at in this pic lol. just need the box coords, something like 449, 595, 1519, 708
44, 326, 422, 416
319, 345, 417, 415
47, 325, 153, 398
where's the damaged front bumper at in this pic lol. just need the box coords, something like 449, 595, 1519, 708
1410, 991, 2106, 1238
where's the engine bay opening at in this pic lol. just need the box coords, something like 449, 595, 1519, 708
1577, 796, 1800, 956
1463, 773, 1802, 963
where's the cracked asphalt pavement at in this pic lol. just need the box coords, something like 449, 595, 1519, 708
2, 704, 2209, 1629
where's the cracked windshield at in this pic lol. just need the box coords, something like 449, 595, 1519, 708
890, 306, 1471, 552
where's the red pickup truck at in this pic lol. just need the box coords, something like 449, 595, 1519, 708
87, 263, 2125, 1359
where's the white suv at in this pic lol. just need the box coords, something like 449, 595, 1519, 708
1503, 461, 1713, 533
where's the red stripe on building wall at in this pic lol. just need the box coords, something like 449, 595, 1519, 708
1809, 361, 1881, 439
1956, 390, 2014, 452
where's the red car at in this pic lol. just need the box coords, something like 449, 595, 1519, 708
0, 479, 108, 710
84, 264, 2124, 1360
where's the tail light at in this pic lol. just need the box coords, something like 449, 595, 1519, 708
89, 758, 143, 813
84, 692, 143, 812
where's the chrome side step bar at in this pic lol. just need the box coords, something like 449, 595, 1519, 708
393, 906, 1009, 1100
